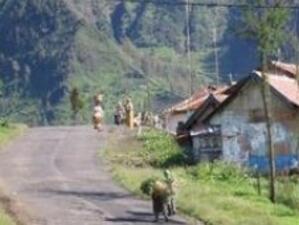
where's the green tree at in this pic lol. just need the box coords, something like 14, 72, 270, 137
239, 0, 290, 203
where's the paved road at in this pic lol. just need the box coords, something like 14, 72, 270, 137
0, 126, 192, 225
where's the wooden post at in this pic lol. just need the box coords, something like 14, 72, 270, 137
261, 58, 276, 203
256, 169, 261, 196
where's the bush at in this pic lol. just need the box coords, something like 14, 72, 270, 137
277, 179, 299, 211
186, 161, 249, 184
138, 129, 186, 168
0, 119, 9, 128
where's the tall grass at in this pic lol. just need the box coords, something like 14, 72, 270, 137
0, 210, 15, 225
0, 124, 23, 225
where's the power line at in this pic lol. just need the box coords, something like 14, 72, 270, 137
117, 0, 299, 9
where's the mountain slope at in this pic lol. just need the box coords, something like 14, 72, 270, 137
0, 0, 261, 125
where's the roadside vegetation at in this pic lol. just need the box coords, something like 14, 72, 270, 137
0, 121, 26, 225
0, 210, 15, 225
0, 121, 26, 147
104, 128, 299, 225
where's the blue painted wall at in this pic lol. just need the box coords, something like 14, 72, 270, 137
248, 155, 298, 172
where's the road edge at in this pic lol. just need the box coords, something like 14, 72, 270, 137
0, 124, 32, 225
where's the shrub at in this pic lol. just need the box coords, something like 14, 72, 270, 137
138, 129, 186, 168
277, 179, 299, 211
186, 161, 249, 184
0, 119, 9, 128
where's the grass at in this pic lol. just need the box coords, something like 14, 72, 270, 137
0, 123, 26, 147
0, 210, 15, 225
0, 122, 27, 225
103, 128, 299, 225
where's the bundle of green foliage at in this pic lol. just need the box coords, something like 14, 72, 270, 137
140, 176, 171, 198
140, 177, 159, 196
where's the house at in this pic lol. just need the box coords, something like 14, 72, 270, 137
186, 62, 299, 171
162, 85, 229, 134
182, 89, 235, 161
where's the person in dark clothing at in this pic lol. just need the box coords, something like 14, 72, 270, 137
114, 101, 124, 125
152, 192, 169, 222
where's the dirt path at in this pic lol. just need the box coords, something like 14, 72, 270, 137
0, 126, 193, 225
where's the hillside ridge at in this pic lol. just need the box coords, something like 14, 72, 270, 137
0, 0, 262, 125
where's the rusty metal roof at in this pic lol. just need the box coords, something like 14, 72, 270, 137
270, 61, 299, 78
255, 71, 299, 107
213, 93, 228, 103
201, 71, 299, 124
169, 61, 299, 131
164, 85, 229, 114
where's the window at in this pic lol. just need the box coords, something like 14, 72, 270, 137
249, 109, 265, 122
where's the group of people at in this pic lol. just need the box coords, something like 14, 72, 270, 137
114, 97, 163, 129
92, 94, 163, 131
114, 97, 134, 128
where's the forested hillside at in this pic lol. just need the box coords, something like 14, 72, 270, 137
0, 0, 296, 125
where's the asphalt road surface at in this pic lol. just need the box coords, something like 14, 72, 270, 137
0, 126, 195, 225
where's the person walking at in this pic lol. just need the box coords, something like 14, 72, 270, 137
92, 93, 104, 131
114, 101, 124, 125
124, 97, 134, 129
164, 170, 176, 216
151, 180, 169, 222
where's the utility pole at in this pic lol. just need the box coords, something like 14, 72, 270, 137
229, 73, 234, 85
213, 8, 219, 85
185, 0, 193, 96
295, 8, 299, 160
295, 8, 299, 85
146, 82, 151, 111
261, 58, 276, 203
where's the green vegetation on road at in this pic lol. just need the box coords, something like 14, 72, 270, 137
104, 128, 299, 225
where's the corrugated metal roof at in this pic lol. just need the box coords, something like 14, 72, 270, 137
213, 93, 228, 103
255, 71, 299, 107
165, 85, 229, 114
270, 61, 298, 77
199, 70, 299, 124
183, 92, 231, 129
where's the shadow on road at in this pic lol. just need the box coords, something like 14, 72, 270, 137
105, 217, 153, 223
105, 210, 186, 224
42, 189, 133, 201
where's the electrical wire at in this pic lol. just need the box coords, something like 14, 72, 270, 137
115, 0, 299, 9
